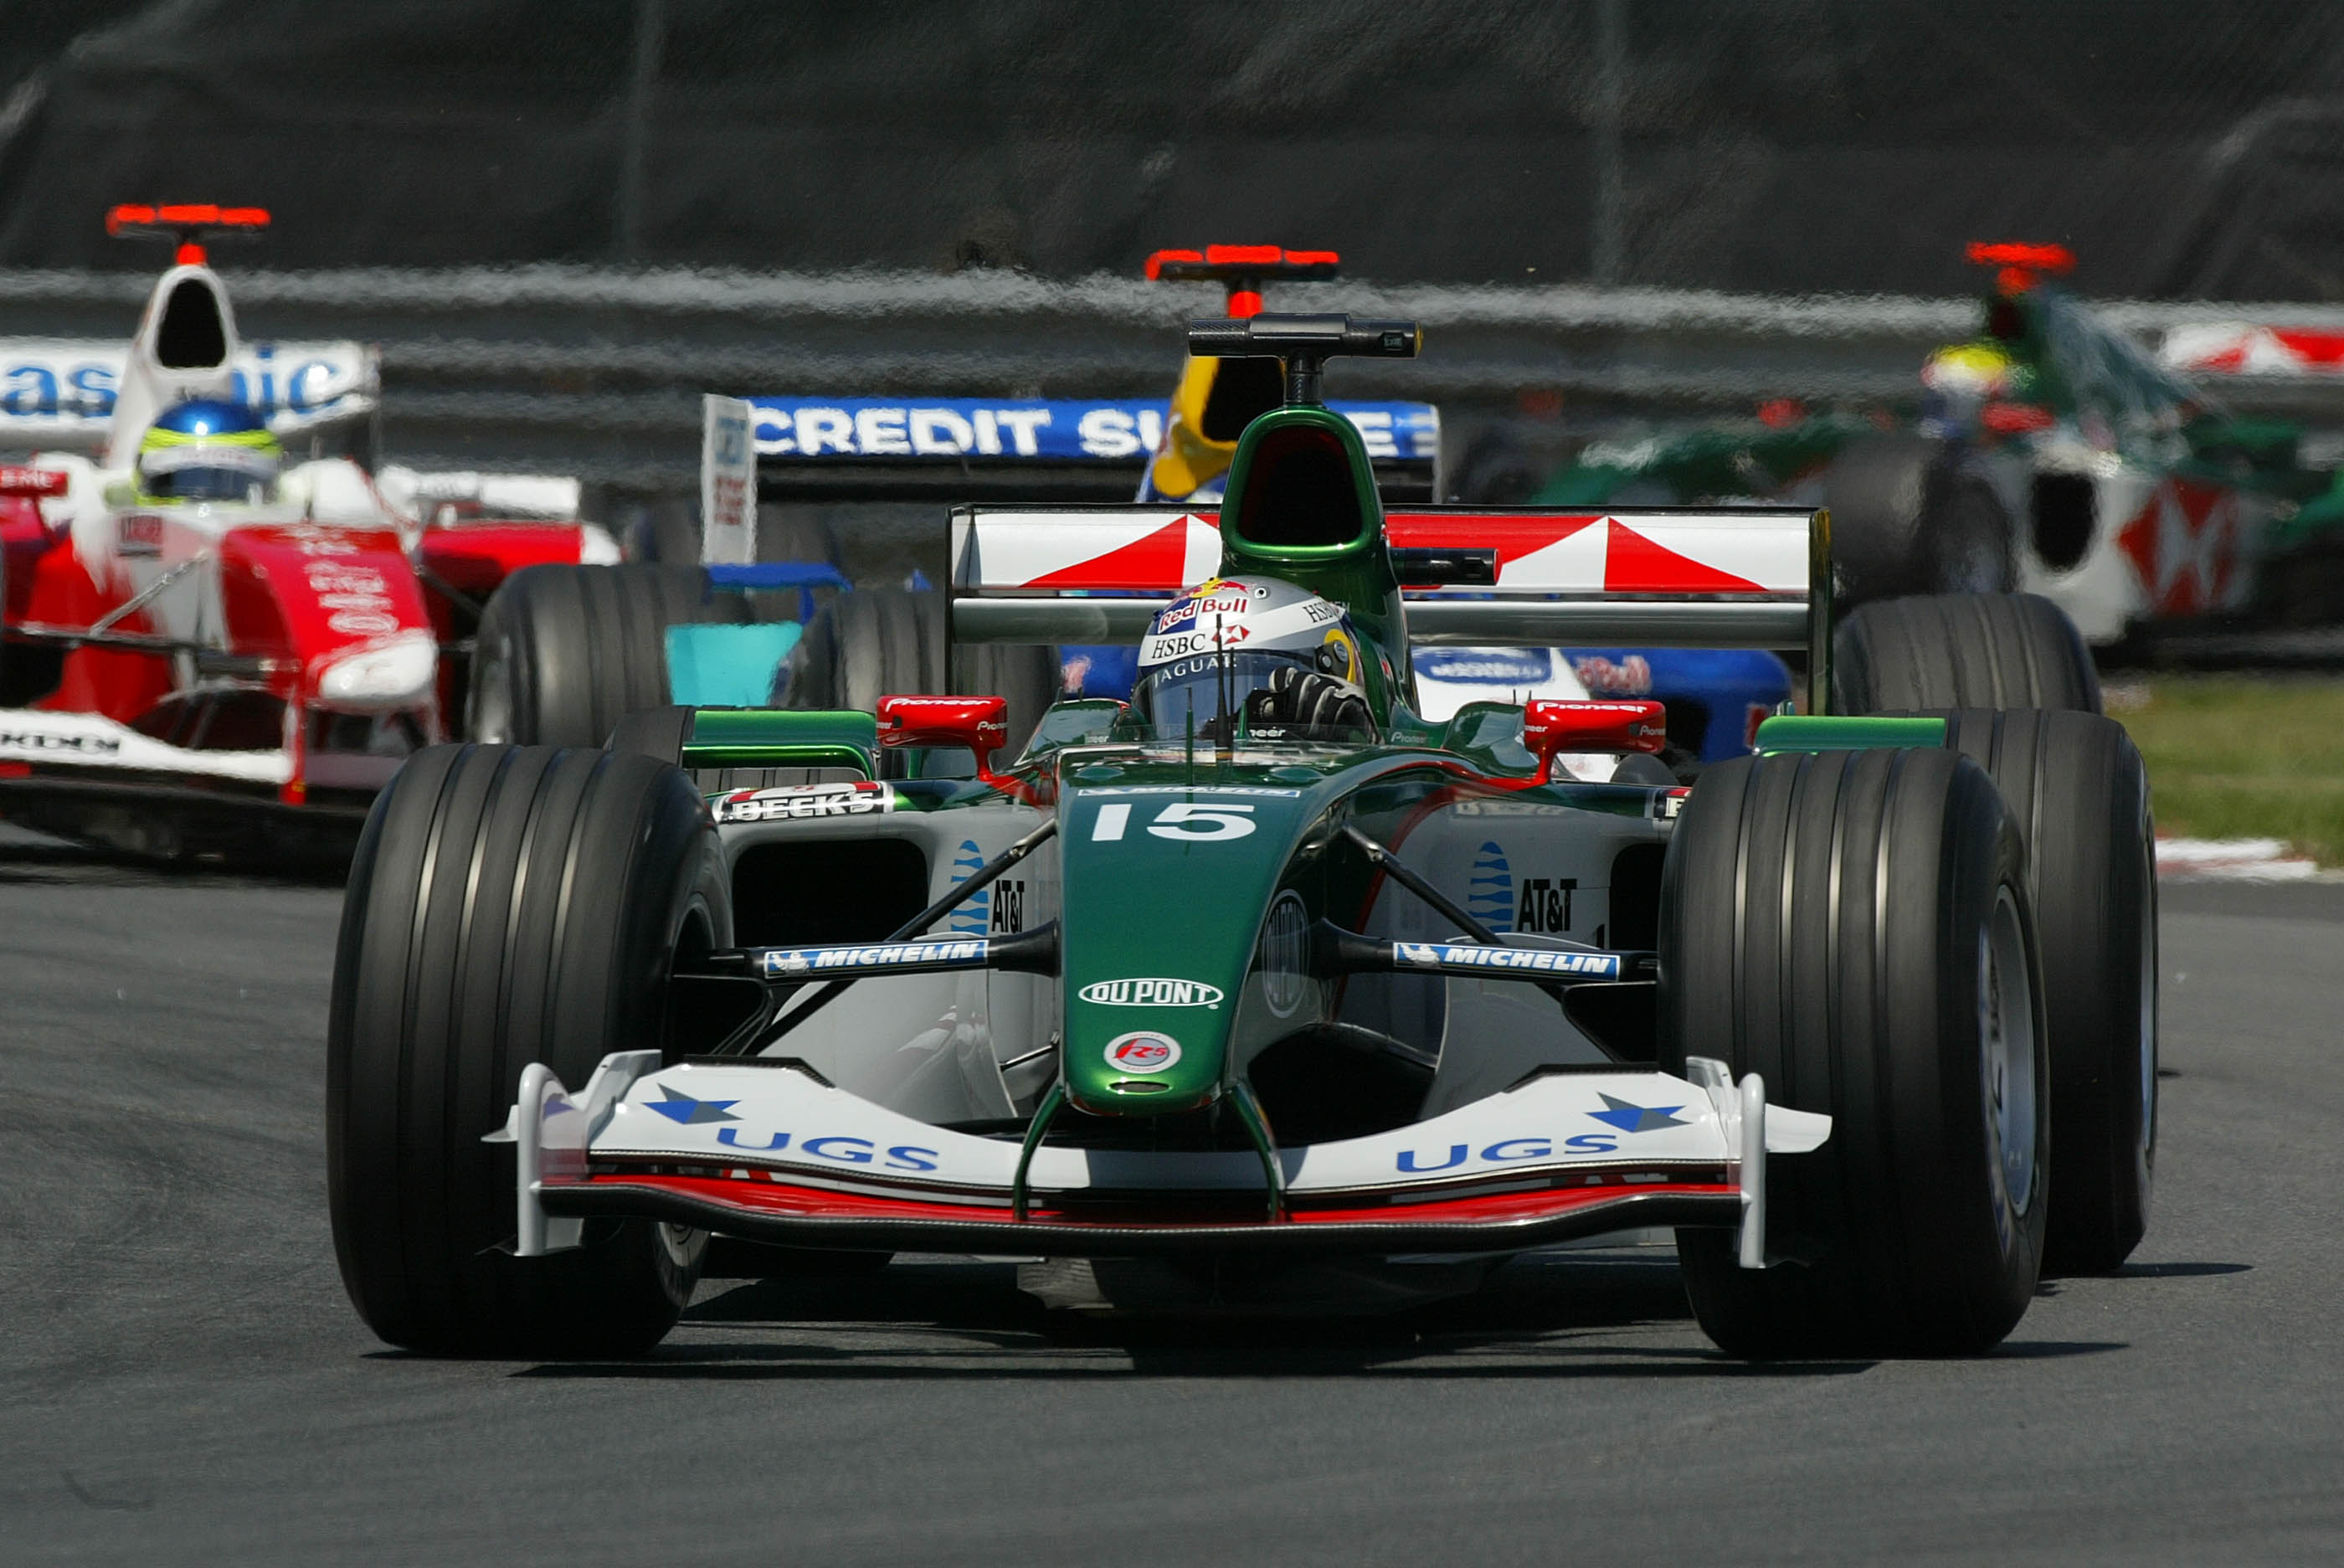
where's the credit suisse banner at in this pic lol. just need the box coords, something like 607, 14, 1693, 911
743, 396, 1438, 462
0, 339, 378, 441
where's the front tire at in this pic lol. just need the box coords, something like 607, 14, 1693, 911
1661, 747, 2050, 1356
1934, 708, 2156, 1274
327, 743, 729, 1355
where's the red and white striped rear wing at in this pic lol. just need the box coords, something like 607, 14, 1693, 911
948, 502, 1831, 686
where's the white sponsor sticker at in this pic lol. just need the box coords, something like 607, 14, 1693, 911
758, 938, 988, 976
715, 781, 897, 823
0, 708, 290, 782
1077, 978, 1225, 1009
1103, 1031, 1182, 1074
1394, 942, 1622, 977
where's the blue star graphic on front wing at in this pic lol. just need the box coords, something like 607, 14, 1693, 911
642, 1083, 740, 1125
1586, 1093, 1690, 1134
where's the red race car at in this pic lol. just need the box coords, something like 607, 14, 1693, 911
0, 205, 615, 863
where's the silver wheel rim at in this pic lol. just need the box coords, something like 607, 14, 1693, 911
657, 1222, 708, 1270
1981, 885, 2041, 1218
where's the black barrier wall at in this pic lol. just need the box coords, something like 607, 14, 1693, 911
2, 0, 2341, 300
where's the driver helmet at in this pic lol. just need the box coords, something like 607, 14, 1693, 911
1131, 575, 1374, 743
136, 398, 282, 505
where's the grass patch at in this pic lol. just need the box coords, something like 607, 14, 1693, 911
2107, 675, 2344, 865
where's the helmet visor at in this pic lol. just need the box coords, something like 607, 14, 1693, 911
143, 464, 275, 503
138, 437, 280, 504
1130, 647, 1370, 743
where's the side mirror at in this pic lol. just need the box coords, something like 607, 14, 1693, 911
1521, 698, 1668, 784
876, 694, 1010, 784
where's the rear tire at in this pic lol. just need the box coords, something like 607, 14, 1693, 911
1834, 592, 2100, 715
468, 564, 750, 748
1932, 708, 2156, 1274
756, 505, 841, 570
780, 588, 1059, 758
1661, 748, 2050, 1356
1825, 434, 2015, 605
779, 587, 943, 712
327, 743, 730, 1355
604, 703, 695, 764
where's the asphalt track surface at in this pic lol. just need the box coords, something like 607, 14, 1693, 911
3, 827, 2341, 1566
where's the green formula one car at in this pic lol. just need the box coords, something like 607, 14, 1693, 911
1546, 241, 2344, 644
326, 314, 2157, 1360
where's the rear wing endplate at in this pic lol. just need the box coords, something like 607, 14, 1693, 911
948, 503, 1834, 711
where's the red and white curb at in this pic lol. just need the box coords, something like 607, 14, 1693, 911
2156, 837, 2321, 882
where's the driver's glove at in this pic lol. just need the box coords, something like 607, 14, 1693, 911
1257, 664, 1373, 738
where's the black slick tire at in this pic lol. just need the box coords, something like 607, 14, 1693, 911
1823, 434, 2014, 605
1834, 592, 2100, 714
327, 743, 730, 1356
1931, 707, 2156, 1274
779, 588, 1060, 762
605, 703, 695, 764
468, 564, 751, 748
779, 587, 944, 712
1660, 747, 2051, 1356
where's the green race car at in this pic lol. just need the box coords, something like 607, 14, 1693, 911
326, 313, 2157, 1360
1545, 241, 2344, 642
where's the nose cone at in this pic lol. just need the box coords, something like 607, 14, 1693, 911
1056, 772, 1313, 1115
1066, 982, 1231, 1115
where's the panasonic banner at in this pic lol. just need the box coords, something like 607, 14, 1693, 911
0, 340, 378, 445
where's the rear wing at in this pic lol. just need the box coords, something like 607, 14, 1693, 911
2162, 323, 2344, 379
702, 393, 1440, 506
948, 504, 1833, 710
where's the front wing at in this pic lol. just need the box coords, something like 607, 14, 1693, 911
491, 1053, 1827, 1267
